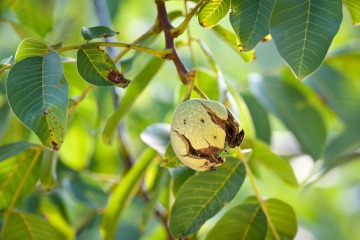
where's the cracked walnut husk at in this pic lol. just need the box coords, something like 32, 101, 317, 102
170, 99, 244, 171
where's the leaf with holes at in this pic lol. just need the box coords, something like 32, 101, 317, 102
198, 0, 231, 28
15, 38, 51, 62
206, 199, 267, 240
169, 157, 246, 239
6, 51, 68, 151
0, 146, 42, 210
343, 0, 360, 25
81, 26, 119, 41
230, 0, 275, 52
77, 44, 131, 87
3, 211, 65, 240
270, 0, 342, 80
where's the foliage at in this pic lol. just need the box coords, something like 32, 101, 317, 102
0, 0, 360, 239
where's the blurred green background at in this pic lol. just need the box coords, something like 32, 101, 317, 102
1, 0, 360, 239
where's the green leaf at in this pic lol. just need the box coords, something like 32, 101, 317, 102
140, 123, 170, 155
162, 143, 184, 168
240, 89, 271, 143
0, 141, 33, 162
100, 148, 157, 240
198, 0, 231, 28
265, 199, 297, 240
211, 25, 255, 62
251, 140, 298, 187
9, 0, 55, 37
15, 38, 50, 62
3, 211, 66, 240
270, 0, 343, 80
62, 172, 107, 208
169, 166, 195, 196
230, 0, 275, 52
169, 158, 246, 239
81, 26, 119, 41
6, 51, 68, 151
206, 200, 267, 240
0, 146, 42, 210
250, 74, 326, 159
77, 44, 131, 87
343, 0, 360, 25
305, 65, 360, 125
103, 57, 164, 143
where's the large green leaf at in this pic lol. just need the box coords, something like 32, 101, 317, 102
6, 51, 68, 151
15, 38, 50, 62
81, 26, 119, 41
249, 74, 326, 159
77, 44, 131, 87
211, 25, 255, 62
251, 140, 298, 187
3, 211, 65, 240
9, 0, 55, 37
206, 200, 267, 240
265, 199, 297, 240
230, 0, 275, 52
0, 146, 42, 210
198, 0, 231, 28
169, 158, 246, 239
270, 0, 343, 80
103, 57, 164, 143
343, 0, 360, 25
100, 148, 157, 240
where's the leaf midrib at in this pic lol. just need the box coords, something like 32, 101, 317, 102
298, 0, 311, 78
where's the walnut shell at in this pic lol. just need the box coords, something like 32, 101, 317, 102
170, 99, 244, 171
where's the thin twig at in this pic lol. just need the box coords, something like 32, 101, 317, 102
67, 85, 93, 117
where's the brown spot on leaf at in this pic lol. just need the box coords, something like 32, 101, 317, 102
107, 69, 131, 84
51, 141, 59, 151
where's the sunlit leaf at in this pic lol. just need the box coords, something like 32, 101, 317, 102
15, 38, 50, 62
0, 146, 42, 210
198, 0, 231, 28
100, 148, 157, 240
140, 123, 170, 156
250, 74, 326, 159
81, 26, 119, 41
103, 57, 164, 143
251, 140, 298, 187
270, 0, 343, 79
169, 158, 246, 239
343, 0, 360, 25
77, 44, 131, 87
206, 199, 267, 240
3, 211, 66, 240
265, 199, 297, 240
9, 0, 55, 37
162, 143, 184, 168
6, 51, 68, 151
230, 0, 275, 51
211, 25, 255, 62
0, 56, 12, 65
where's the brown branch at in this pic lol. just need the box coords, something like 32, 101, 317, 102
156, 0, 194, 85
